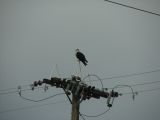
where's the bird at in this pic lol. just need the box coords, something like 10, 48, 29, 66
75, 49, 88, 66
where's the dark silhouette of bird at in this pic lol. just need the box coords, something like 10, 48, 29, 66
75, 49, 88, 66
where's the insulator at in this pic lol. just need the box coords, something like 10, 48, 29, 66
87, 86, 91, 91
91, 86, 95, 91
114, 92, 119, 97
92, 89, 101, 99
44, 85, 48, 92
43, 79, 49, 84
76, 76, 81, 81
100, 91, 109, 98
66, 82, 72, 92
30, 84, 34, 91
86, 86, 92, 97
55, 81, 61, 88
61, 79, 67, 88
104, 88, 108, 91
18, 86, 22, 96
110, 90, 114, 97
108, 104, 112, 107
107, 91, 112, 107
72, 76, 77, 81
132, 94, 135, 101
38, 80, 42, 86
33, 81, 38, 86
111, 91, 118, 97
82, 96, 87, 100
92, 93, 100, 99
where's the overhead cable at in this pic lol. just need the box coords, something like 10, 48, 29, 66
123, 87, 160, 95
91, 69, 160, 82
104, 0, 160, 17
81, 108, 110, 118
0, 100, 67, 114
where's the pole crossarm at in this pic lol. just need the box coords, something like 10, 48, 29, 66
32, 76, 119, 101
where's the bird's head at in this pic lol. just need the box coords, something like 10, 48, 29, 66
75, 49, 80, 52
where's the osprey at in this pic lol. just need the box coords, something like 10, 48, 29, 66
75, 49, 88, 66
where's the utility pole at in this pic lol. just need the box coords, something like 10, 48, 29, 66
32, 76, 119, 120
71, 94, 80, 120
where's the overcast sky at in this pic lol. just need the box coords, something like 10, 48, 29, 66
1, 0, 160, 120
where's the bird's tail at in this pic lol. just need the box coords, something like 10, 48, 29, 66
83, 61, 88, 66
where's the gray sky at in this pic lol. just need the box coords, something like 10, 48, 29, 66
1, 0, 160, 120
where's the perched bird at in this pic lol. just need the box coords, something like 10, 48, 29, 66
75, 49, 88, 66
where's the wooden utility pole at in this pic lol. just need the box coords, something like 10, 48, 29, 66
71, 95, 80, 120
32, 77, 119, 120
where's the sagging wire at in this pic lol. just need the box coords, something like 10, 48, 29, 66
0, 100, 67, 114
2, 68, 160, 93
80, 107, 110, 118
79, 74, 111, 118
79, 112, 86, 120
80, 75, 112, 118
78, 74, 103, 104
100, 69, 160, 82
83, 74, 104, 91
112, 85, 135, 100
122, 87, 160, 95
105, 85, 135, 108
104, 85, 135, 109
18, 86, 65, 102
0, 84, 30, 92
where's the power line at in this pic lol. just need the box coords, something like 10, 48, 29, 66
1, 87, 160, 114
0, 90, 18, 95
1, 69, 160, 95
0, 100, 67, 114
91, 69, 160, 82
0, 79, 159, 96
0, 84, 30, 92
19, 92, 65, 102
1, 68, 160, 95
0, 86, 44, 96
123, 87, 160, 95
81, 108, 110, 118
106, 80, 160, 89
130, 80, 160, 87
104, 0, 160, 17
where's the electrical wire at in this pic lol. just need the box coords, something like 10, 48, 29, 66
91, 69, 160, 82
1, 80, 160, 96
79, 112, 86, 120
19, 92, 65, 102
80, 108, 110, 117
0, 90, 18, 95
0, 100, 67, 114
104, 0, 160, 17
83, 74, 104, 90
0, 84, 30, 92
129, 80, 160, 87
1, 68, 160, 94
123, 87, 160, 95
106, 80, 160, 90
1, 87, 160, 114
112, 84, 135, 101
0, 86, 44, 96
